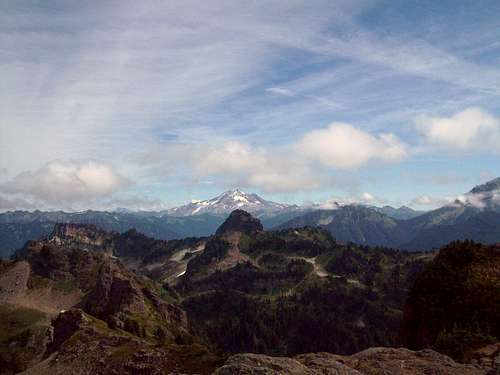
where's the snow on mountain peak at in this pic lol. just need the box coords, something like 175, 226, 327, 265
167, 189, 293, 216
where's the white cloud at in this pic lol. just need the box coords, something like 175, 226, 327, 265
361, 192, 375, 202
138, 121, 409, 194
0, 195, 37, 211
187, 141, 328, 193
311, 191, 385, 210
416, 107, 500, 151
98, 195, 172, 212
297, 123, 408, 169
2, 1, 499, 210
0, 160, 130, 206
411, 195, 450, 207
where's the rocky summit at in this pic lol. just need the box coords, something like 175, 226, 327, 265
215, 209, 264, 236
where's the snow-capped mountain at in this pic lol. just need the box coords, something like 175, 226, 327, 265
166, 189, 295, 216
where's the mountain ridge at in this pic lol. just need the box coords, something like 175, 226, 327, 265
1, 178, 499, 257
277, 178, 500, 250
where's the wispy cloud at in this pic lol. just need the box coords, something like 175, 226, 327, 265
1, 1, 500, 208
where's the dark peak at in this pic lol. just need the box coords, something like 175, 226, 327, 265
469, 177, 500, 194
399, 205, 414, 211
215, 209, 263, 236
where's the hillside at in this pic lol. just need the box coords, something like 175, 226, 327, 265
0, 226, 219, 374
401, 240, 500, 363
275, 205, 401, 247
176, 211, 433, 356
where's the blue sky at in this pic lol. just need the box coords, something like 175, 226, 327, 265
1, 0, 500, 211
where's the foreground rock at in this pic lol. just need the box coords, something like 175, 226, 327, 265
21, 309, 221, 375
214, 348, 487, 375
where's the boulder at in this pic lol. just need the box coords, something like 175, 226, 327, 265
214, 348, 487, 375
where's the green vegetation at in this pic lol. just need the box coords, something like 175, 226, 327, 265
0, 304, 46, 342
183, 278, 402, 356
179, 228, 430, 356
53, 279, 79, 294
0, 304, 48, 373
401, 240, 500, 362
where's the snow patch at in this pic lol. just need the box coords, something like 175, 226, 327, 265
176, 270, 186, 278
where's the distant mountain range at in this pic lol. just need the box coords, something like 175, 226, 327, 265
1, 179, 499, 257
278, 178, 500, 250
0, 211, 224, 258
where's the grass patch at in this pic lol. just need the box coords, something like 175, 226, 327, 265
0, 304, 47, 343
52, 279, 78, 294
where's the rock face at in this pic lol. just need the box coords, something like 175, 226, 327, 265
214, 348, 487, 375
50, 223, 116, 251
339, 347, 485, 375
10, 229, 189, 341
470, 342, 500, 369
401, 241, 500, 362
215, 210, 263, 236
83, 258, 187, 336
23, 309, 221, 375
48, 309, 90, 353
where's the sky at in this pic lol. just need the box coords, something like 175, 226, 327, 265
1, 0, 500, 211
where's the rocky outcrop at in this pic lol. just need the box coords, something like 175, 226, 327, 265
10, 228, 189, 343
337, 347, 485, 375
214, 348, 487, 375
214, 353, 324, 375
50, 223, 116, 253
470, 342, 500, 370
215, 210, 263, 236
80, 256, 188, 340
19, 240, 104, 292
83, 260, 145, 320
48, 309, 91, 353
221, 352, 362, 374
23, 309, 220, 375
